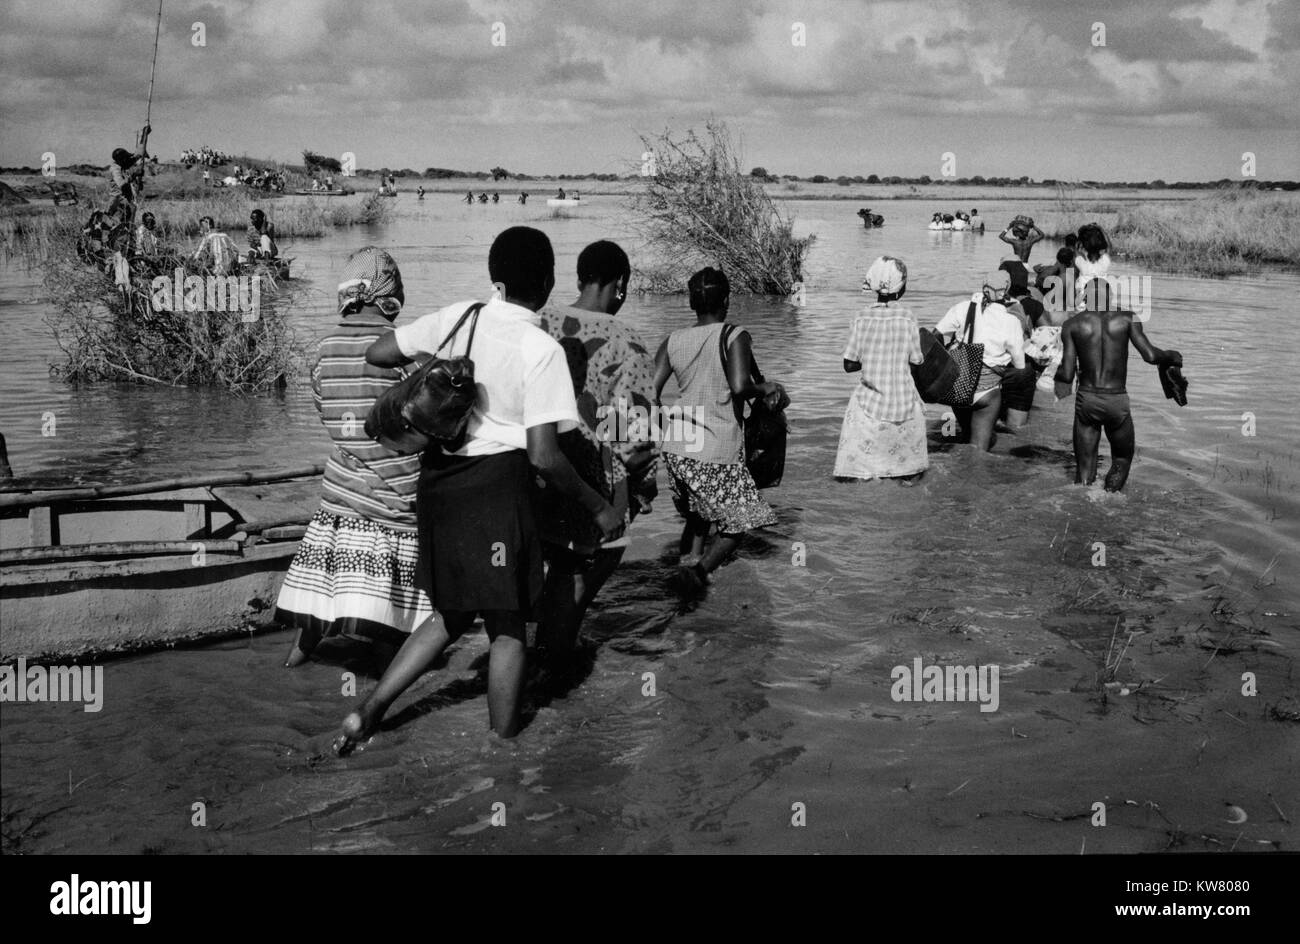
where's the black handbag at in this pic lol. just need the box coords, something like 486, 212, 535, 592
910, 327, 959, 403
720, 324, 788, 489
937, 301, 985, 408
365, 302, 484, 454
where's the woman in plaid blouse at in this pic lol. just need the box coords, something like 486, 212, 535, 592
833, 256, 928, 484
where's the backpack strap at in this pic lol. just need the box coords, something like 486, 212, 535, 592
435, 302, 485, 358
963, 300, 978, 345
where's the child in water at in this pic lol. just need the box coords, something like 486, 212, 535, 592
1054, 279, 1182, 492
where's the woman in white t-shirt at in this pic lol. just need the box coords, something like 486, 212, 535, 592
934, 270, 1026, 451
333, 227, 621, 750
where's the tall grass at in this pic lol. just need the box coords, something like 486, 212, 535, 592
631, 121, 813, 295
0, 190, 391, 266
1039, 186, 1300, 277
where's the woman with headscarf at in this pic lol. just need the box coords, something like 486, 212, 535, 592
934, 270, 1027, 451
834, 256, 928, 484
275, 247, 437, 667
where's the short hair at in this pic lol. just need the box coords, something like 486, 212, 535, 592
1064, 232, 1079, 250
1056, 246, 1074, 267
489, 226, 554, 299
688, 266, 730, 314
200, 215, 216, 228
1079, 225, 1108, 262
576, 240, 630, 287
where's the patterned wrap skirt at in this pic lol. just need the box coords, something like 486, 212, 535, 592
664, 453, 778, 534
833, 393, 929, 480
274, 508, 434, 642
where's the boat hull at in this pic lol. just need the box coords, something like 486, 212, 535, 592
0, 543, 298, 661
0, 469, 321, 661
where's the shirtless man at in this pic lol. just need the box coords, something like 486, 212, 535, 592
999, 216, 1045, 262
1054, 279, 1182, 491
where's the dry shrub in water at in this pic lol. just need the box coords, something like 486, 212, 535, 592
631, 121, 813, 295
38, 212, 305, 392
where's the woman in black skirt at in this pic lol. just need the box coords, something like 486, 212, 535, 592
334, 227, 620, 748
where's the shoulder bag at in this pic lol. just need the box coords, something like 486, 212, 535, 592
365, 302, 484, 454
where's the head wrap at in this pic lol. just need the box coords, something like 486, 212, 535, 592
861, 255, 908, 295
337, 246, 404, 318
982, 269, 1011, 300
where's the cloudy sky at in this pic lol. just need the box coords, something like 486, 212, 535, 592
3, 0, 1298, 180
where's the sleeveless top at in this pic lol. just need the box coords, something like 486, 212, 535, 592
662, 322, 745, 465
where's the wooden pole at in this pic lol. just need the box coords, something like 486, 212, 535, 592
1, 540, 243, 566
145, 0, 163, 130
0, 465, 324, 511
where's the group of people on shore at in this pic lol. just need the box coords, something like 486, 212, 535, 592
180, 145, 229, 167
274, 228, 786, 746
835, 219, 1181, 493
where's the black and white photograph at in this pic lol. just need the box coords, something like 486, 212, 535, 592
1, 0, 1297, 884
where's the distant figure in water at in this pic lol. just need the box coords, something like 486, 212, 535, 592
970, 208, 984, 232
465, 190, 474, 204
278, 247, 436, 668
1000, 215, 1045, 261
1054, 278, 1182, 491
416, 186, 425, 200
519, 191, 528, 204
478, 192, 489, 203
557, 187, 566, 200
492, 192, 500, 203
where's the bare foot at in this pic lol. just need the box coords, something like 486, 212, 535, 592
897, 471, 925, 487
332, 710, 376, 757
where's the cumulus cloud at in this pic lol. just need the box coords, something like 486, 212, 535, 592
1, 0, 1296, 178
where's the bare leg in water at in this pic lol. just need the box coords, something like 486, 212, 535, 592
1102, 414, 1135, 492
335, 609, 527, 751
1073, 416, 1102, 485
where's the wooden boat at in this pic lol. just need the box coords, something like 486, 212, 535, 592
0, 466, 323, 661
546, 198, 581, 207
294, 189, 351, 196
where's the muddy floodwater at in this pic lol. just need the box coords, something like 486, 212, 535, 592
2, 197, 1297, 852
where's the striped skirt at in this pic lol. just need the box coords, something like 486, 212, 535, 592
274, 508, 434, 641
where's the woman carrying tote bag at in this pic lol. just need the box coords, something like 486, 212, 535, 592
933, 270, 1027, 451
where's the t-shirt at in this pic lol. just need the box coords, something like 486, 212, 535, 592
392, 297, 578, 457
936, 296, 1026, 369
